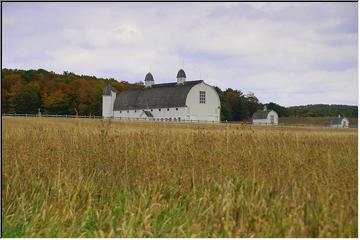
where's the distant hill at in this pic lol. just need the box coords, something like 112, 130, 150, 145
287, 104, 358, 118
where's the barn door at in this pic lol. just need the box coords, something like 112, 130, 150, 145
270, 115, 274, 124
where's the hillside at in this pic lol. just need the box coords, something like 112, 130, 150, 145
287, 104, 357, 118
279, 116, 358, 128
2, 68, 142, 115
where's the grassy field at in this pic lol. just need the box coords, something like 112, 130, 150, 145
279, 116, 358, 128
2, 117, 358, 237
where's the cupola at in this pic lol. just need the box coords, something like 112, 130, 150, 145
145, 72, 154, 88
176, 69, 186, 85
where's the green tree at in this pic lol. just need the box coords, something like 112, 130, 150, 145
245, 92, 262, 117
10, 82, 41, 114
42, 91, 71, 114
267, 102, 289, 117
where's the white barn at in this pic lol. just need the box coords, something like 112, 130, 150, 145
330, 115, 349, 128
252, 106, 279, 125
102, 69, 221, 122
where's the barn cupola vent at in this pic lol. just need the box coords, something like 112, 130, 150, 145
177, 69, 186, 85
144, 72, 155, 88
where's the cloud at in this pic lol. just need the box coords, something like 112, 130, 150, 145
2, 2, 358, 106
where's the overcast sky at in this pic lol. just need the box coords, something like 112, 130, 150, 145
2, 2, 358, 106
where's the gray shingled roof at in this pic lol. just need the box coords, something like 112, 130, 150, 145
252, 110, 272, 120
330, 117, 346, 125
114, 80, 203, 110
103, 83, 113, 96
177, 69, 186, 78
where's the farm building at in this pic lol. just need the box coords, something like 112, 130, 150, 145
102, 69, 221, 122
252, 106, 279, 125
330, 115, 349, 128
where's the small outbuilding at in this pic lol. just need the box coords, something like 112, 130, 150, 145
252, 106, 279, 125
330, 115, 349, 128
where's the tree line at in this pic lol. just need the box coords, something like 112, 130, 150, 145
2, 69, 141, 116
287, 104, 357, 118
2, 69, 357, 119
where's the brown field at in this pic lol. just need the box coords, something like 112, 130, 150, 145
2, 117, 358, 237
279, 116, 358, 128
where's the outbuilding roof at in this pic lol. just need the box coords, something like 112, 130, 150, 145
330, 117, 347, 125
113, 80, 203, 110
252, 110, 272, 120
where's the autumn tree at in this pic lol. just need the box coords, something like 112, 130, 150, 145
10, 82, 41, 114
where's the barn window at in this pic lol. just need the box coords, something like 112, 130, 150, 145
199, 91, 206, 104
159, 109, 161, 111
178, 117, 181, 121
127, 110, 129, 113
120, 111, 122, 113
176, 108, 178, 110
135, 110, 137, 112
167, 108, 170, 111
151, 109, 153, 112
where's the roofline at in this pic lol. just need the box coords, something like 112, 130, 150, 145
117, 80, 204, 92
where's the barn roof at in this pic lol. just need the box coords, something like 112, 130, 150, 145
330, 117, 347, 125
113, 80, 203, 110
252, 110, 272, 119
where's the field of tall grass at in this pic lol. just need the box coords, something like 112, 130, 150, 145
2, 117, 358, 237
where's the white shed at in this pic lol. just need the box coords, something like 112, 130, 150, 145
252, 107, 278, 125
330, 115, 349, 128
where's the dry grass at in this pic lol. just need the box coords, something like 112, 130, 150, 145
279, 116, 358, 127
2, 117, 358, 237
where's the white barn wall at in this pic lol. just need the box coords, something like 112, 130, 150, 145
253, 119, 271, 125
185, 82, 221, 122
114, 107, 188, 121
